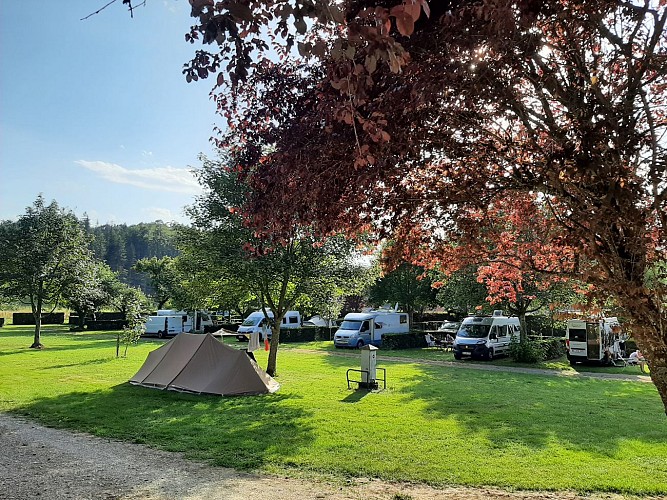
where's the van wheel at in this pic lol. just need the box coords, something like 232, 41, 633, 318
356, 340, 365, 348
487, 349, 494, 361
454, 352, 462, 360
157, 330, 164, 339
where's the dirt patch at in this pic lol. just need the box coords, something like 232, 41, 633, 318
1, 414, 660, 500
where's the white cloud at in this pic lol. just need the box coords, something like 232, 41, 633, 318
75, 160, 202, 195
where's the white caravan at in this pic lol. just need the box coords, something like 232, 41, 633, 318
566, 317, 627, 365
236, 310, 302, 341
452, 311, 521, 361
333, 310, 410, 348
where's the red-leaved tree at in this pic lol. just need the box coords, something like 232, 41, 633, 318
184, 0, 667, 413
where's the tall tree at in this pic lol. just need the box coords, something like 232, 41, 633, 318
0, 196, 92, 347
187, 153, 375, 376
184, 1, 667, 412
133, 256, 179, 309
62, 260, 121, 330
368, 262, 437, 320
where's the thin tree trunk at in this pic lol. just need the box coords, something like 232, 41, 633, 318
31, 292, 43, 349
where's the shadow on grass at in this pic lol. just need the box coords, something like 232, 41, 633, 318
394, 363, 665, 454
12, 382, 315, 470
313, 348, 665, 455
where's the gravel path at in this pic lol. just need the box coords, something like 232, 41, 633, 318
1, 414, 663, 500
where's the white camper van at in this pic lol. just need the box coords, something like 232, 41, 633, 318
452, 311, 521, 360
566, 317, 626, 365
144, 314, 189, 338
333, 310, 410, 348
236, 310, 302, 341
144, 310, 214, 338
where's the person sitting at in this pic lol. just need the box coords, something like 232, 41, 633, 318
425, 333, 437, 347
628, 349, 643, 362
444, 333, 455, 344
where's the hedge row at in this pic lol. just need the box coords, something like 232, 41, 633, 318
85, 320, 129, 331
12, 313, 65, 325
279, 326, 329, 343
380, 332, 426, 350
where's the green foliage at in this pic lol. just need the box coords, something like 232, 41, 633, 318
368, 262, 437, 314
116, 290, 146, 357
508, 336, 545, 364
133, 256, 179, 309
88, 221, 179, 290
380, 332, 425, 350
0, 196, 92, 347
278, 327, 327, 343
186, 153, 376, 375
538, 338, 567, 360
434, 267, 489, 315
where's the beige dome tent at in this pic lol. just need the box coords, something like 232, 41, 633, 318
129, 333, 279, 396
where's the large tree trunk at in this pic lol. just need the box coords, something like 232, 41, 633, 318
266, 325, 281, 377
620, 289, 667, 415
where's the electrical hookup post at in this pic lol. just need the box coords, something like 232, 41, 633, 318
347, 345, 387, 390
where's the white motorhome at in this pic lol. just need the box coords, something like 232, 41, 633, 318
146, 310, 214, 337
452, 311, 521, 361
566, 317, 627, 365
236, 310, 302, 341
333, 310, 410, 348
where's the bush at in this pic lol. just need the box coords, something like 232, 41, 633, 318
381, 332, 425, 350
539, 338, 567, 360
509, 337, 545, 363
509, 337, 566, 363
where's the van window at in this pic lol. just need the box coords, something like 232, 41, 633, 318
499, 325, 508, 336
400, 315, 408, 324
242, 316, 259, 327
341, 320, 362, 331
568, 328, 586, 342
288, 316, 299, 324
458, 323, 491, 338
360, 321, 370, 332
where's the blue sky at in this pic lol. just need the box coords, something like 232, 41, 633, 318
0, 0, 220, 225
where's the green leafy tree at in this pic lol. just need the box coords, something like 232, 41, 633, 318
187, 153, 375, 376
0, 196, 92, 348
62, 260, 120, 330
368, 262, 437, 321
435, 267, 490, 317
133, 256, 179, 309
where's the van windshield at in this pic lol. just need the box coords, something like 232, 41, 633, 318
340, 320, 362, 331
242, 317, 260, 327
457, 324, 491, 338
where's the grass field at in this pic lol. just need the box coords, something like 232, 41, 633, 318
1, 325, 665, 495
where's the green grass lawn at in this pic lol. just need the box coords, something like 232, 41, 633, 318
1, 325, 665, 495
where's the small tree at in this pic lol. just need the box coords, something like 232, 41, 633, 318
0, 196, 92, 348
116, 292, 145, 358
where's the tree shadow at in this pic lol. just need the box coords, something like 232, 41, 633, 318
392, 363, 665, 454
310, 348, 665, 455
13, 382, 315, 470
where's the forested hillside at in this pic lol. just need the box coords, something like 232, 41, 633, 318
84, 220, 179, 290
